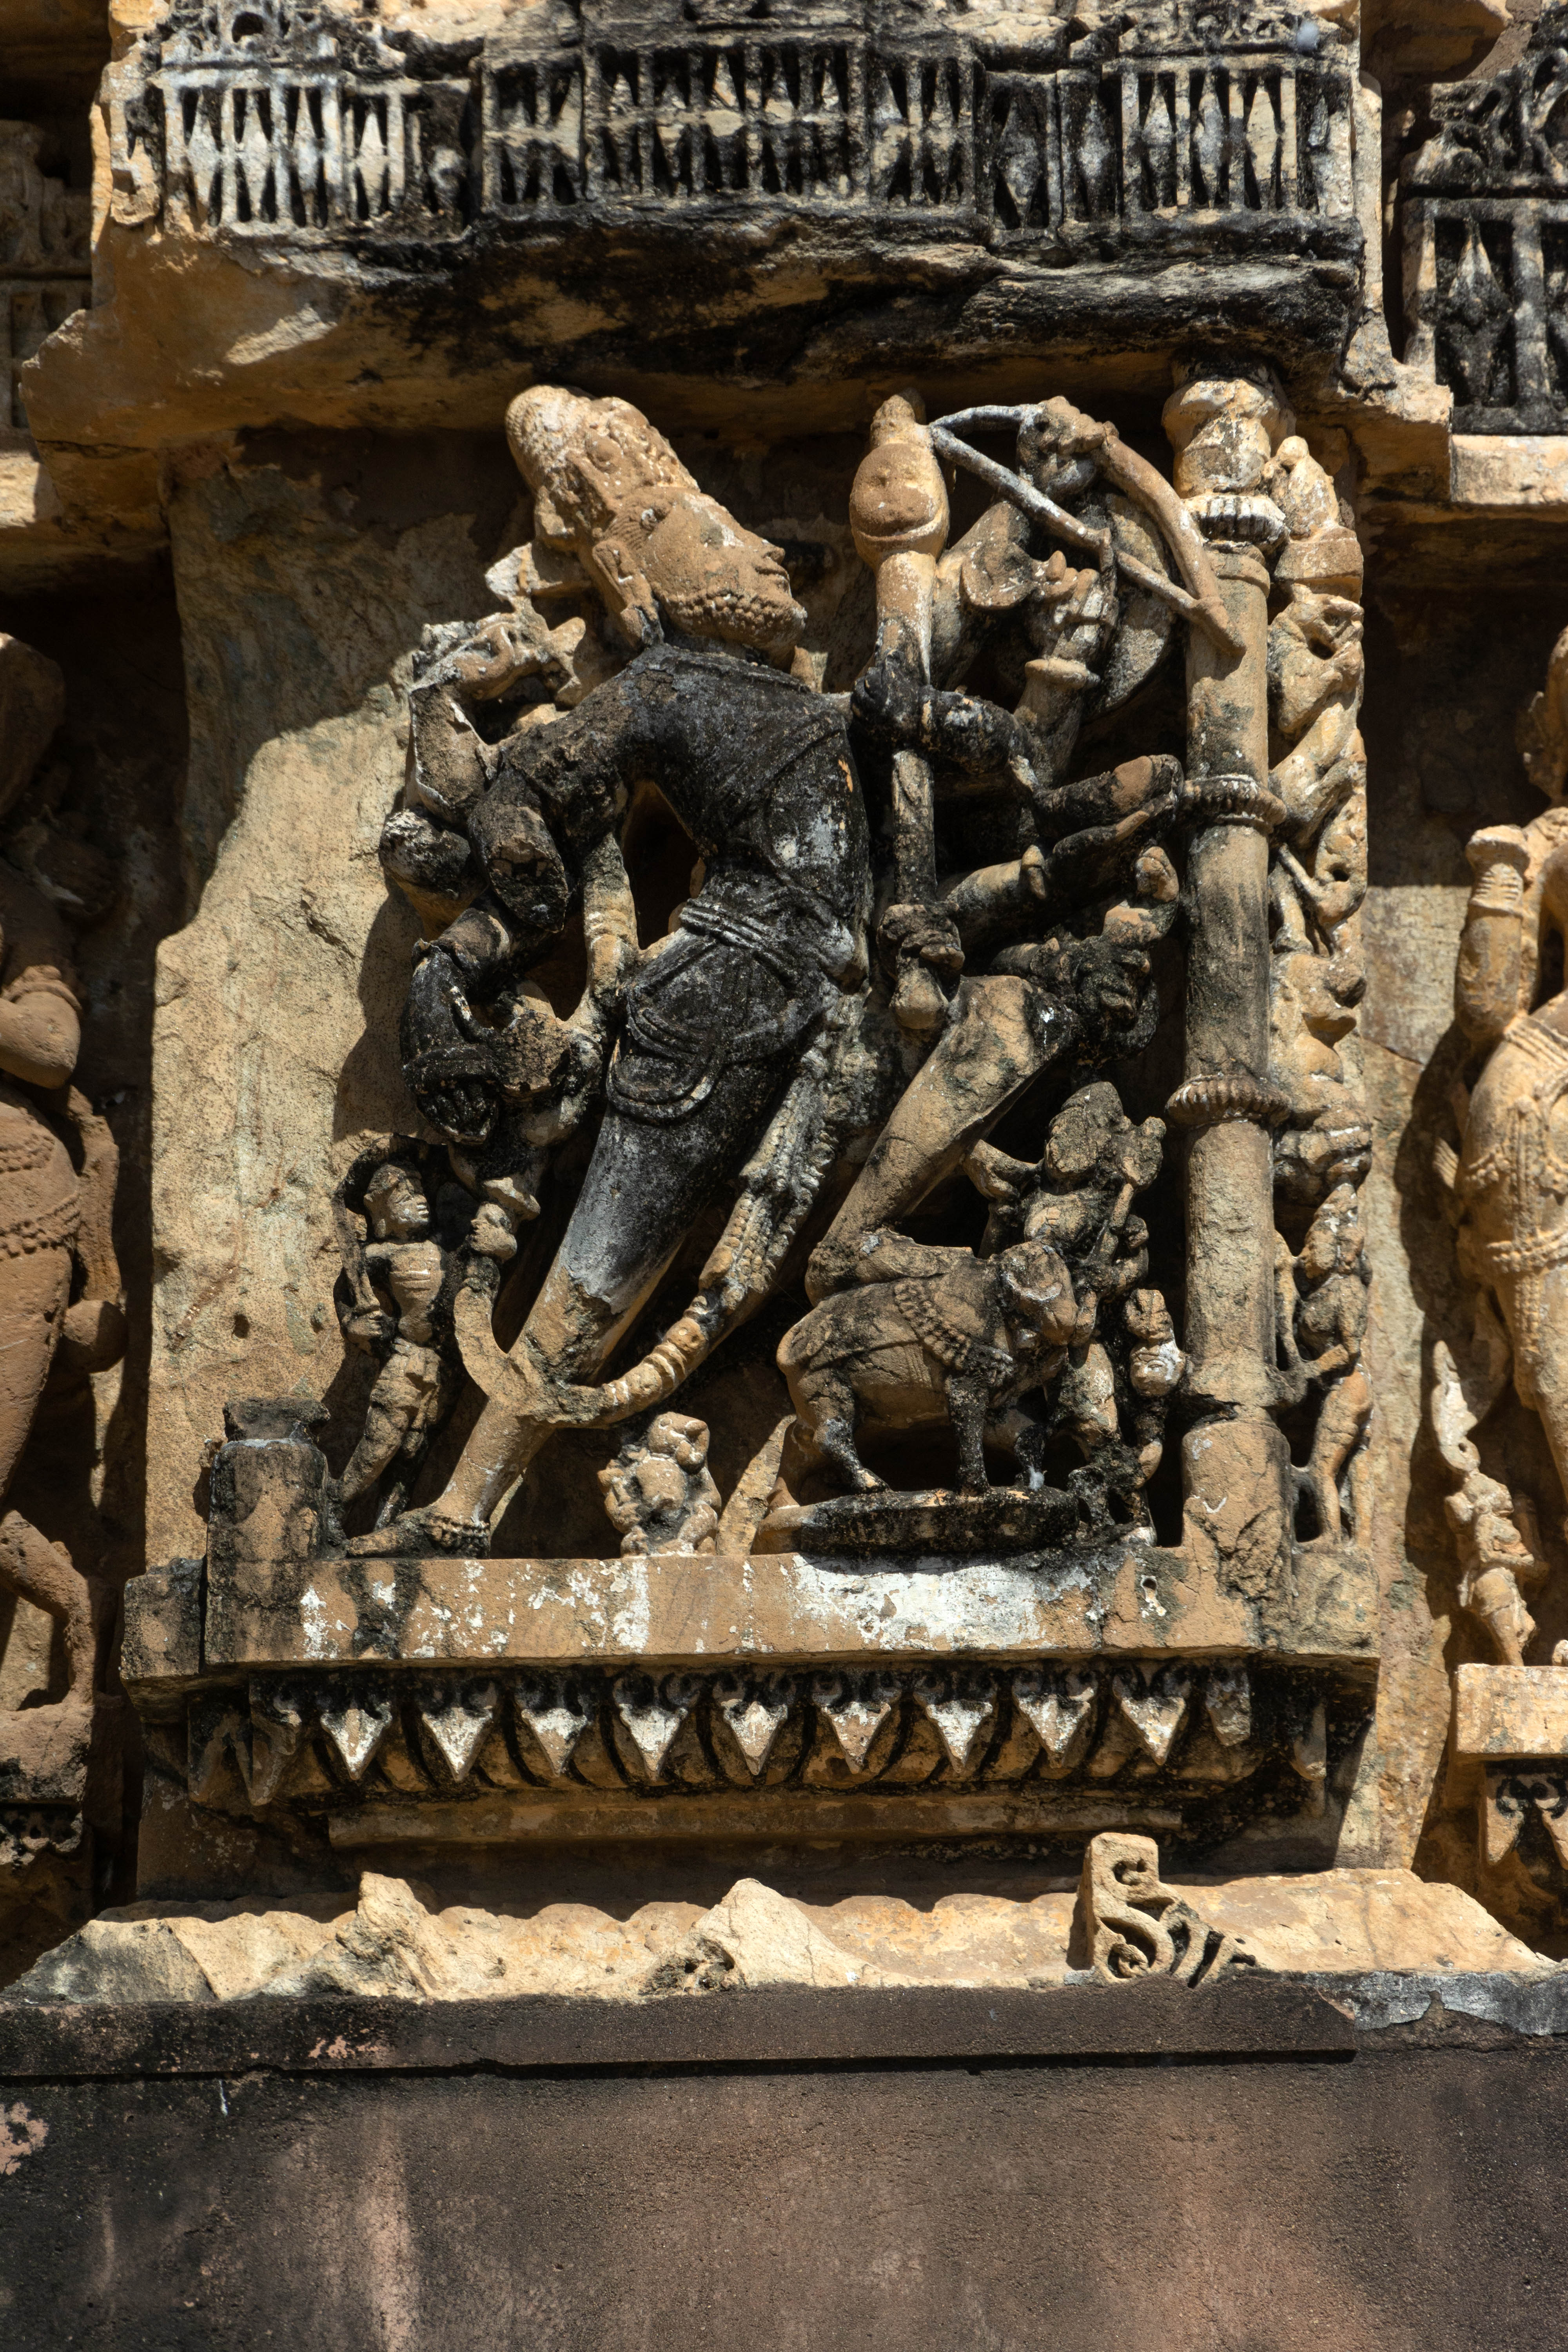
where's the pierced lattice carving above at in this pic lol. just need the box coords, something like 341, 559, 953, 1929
0, 126, 90, 435
102, 0, 1358, 250
1405, 0, 1568, 432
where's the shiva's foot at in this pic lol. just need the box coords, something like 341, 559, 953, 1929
344, 1507, 491, 1559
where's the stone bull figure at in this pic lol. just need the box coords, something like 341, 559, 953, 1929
777, 1230, 1087, 1495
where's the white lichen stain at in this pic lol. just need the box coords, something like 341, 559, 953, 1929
786, 1561, 1097, 1655
299, 1584, 328, 1659
607, 1566, 653, 1654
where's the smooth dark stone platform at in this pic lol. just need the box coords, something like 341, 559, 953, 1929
756, 1483, 1082, 1554
0, 1978, 1563, 2350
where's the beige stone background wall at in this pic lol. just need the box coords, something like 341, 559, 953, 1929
129, 401, 1512, 1898
8, 0, 1568, 1959
144, 436, 524, 1562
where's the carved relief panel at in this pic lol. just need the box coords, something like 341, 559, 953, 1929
0, 125, 90, 436
127, 356, 1374, 1874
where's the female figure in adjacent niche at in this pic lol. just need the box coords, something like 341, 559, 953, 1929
1446, 624, 1568, 1646
0, 638, 124, 1702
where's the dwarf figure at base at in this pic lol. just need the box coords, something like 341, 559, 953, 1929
336, 1152, 522, 1526
599, 1413, 720, 1557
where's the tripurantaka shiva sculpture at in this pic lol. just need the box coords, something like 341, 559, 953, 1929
357, 370, 1368, 1560
125, 358, 1378, 1867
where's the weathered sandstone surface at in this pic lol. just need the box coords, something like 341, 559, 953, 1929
9, 1866, 1547, 2005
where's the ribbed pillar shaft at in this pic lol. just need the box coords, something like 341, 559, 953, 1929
1163, 366, 1293, 1590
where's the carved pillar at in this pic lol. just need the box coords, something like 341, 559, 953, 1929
1164, 367, 1292, 1588
0, 123, 91, 433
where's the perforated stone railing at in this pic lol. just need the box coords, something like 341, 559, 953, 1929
0, 124, 90, 433
1404, 2, 1568, 432
105, 0, 1357, 251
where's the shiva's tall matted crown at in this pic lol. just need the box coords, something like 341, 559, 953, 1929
505, 387, 698, 550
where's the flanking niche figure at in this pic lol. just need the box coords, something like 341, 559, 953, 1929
1434, 623, 1568, 1661
0, 638, 125, 1688
0, 633, 127, 1963
1425, 622, 1568, 1923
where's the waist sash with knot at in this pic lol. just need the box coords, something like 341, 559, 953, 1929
608, 869, 848, 1127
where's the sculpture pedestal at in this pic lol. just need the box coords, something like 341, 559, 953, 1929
124, 1535, 1379, 1880
754, 1485, 1077, 1555
1452, 1663, 1568, 1892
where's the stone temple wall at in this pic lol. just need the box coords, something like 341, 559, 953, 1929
4, 0, 1568, 2340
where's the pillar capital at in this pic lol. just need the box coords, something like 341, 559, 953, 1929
1163, 364, 1295, 503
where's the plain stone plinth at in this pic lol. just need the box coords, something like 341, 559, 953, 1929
1451, 435, 1568, 510
1452, 1663, 1568, 1759
124, 1542, 1381, 1684
0, 1982, 1564, 2352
